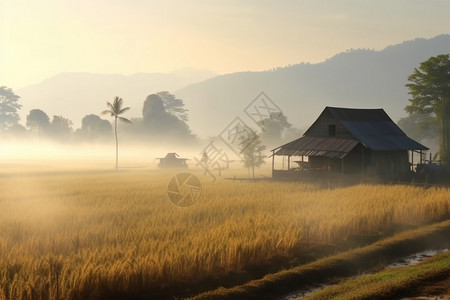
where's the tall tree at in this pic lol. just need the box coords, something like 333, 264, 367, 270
26, 109, 50, 134
80, 114, 112, 140
81, 114, 112, 133
398, 113, 439, 143
102, 97, 131, 170
157, 91, 189, 122
142, 94, 165, 124
48, 115, 73, 141
405, 54, 450, 163
0, 86, 22, 131
142, 94, 195, 141
238, 127, 266, 179
257, 111, 291, 146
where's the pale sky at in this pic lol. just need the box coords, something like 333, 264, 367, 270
1, 0, 449, 89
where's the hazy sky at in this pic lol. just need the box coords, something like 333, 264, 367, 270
1, 0, 449, 89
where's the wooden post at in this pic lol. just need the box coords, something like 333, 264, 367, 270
271, 150, 275, 177
288, 155, 291, 170
361, 147, 365, 178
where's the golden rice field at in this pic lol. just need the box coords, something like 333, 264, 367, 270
0, 167, 450, 299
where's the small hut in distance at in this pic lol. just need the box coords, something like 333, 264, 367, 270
157, 153, 189, 169
271, 106, 428, 182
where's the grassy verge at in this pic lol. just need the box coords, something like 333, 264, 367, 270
304, 251, 450, 300
188, 219, 450, 300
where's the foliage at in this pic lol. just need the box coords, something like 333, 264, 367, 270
102, 96, 132, 124
48, 115, 73, 141
0, 89, 195, 144
282, 126, 303, 142
142, 94, 164, 120
102, 96, 131, 170
7, 123, 27, 136
157, 91, 189, 122
25, 109, 74, 141
0, 86, 22, 131
26, 109, 50, 133
405, 54, 450, 163
141, 94, 195, 141
81, 114, 112, 135
398, 112, 440, 143
75, 114, 113, 143
238, 127, 266, 178
257, 111, 291, 146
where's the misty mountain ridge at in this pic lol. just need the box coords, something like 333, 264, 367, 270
177, 34, 450, 138
16, 34, 450, 139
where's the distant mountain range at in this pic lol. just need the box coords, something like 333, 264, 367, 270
16, 34, 450, 138
177, 34, 450, 137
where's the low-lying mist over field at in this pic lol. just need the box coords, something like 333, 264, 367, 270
0, 140, 217, 171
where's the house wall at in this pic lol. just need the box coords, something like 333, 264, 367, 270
305, 109, 353, 138
343, 146, 366, 174
308, 147, 411, 181
308, 145, 366, 174
367, 150, 411, 181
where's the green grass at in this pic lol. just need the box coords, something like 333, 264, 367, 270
304, 250, 450, 300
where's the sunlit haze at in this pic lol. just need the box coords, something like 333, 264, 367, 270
1, 2, 450, 298
1, 0, 449, 89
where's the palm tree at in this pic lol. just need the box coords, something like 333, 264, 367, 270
102, 96, 131, 170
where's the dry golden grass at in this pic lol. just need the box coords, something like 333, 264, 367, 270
0, 167, 449, 299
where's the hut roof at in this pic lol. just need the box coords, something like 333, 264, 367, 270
157, 152, 189, 161
274, 107, 428, 158
274, 136, 359, 159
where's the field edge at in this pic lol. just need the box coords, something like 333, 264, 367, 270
188, 219, 450, 300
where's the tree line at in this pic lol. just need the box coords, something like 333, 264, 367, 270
0, 90, 196, 144
0, 86, 298, 148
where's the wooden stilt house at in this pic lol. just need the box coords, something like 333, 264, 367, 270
271, 107, 428, 182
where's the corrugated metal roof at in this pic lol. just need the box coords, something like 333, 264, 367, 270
274, 136, 359, 159
273, 107, 428, 158
314, 107, 427, 151
327, 107, 390, 122
340, 120, 428, 151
